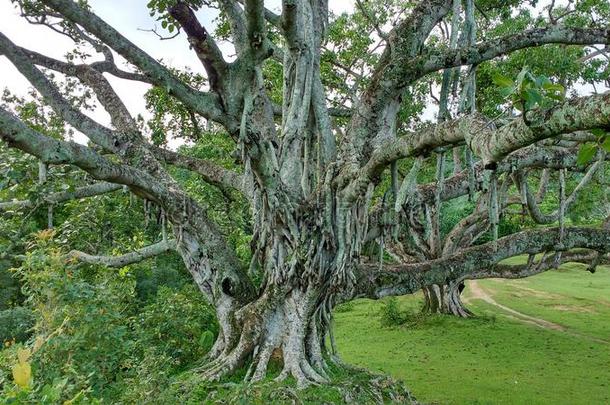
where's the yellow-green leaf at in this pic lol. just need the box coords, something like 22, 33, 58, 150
12, 361, 32, 388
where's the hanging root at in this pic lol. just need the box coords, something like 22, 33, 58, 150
488, 170, 499, 249
552, 168, 567, 268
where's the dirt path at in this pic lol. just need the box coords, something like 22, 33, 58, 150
466, 281, 565, 330
465, 280, 609, 344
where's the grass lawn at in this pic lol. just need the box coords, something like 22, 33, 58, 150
333, 264, 610, 405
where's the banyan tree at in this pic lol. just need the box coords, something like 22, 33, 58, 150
1, 0, 610, 388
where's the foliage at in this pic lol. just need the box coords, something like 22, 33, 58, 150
143, 68, 208, 145
10, 231, 136, 400
0, 231, 218, 403
576, 128, 610, 165
133, 284, 218, 369
0, 307, 34, 344
379, 297, 409, 327
491, 66, 565, 112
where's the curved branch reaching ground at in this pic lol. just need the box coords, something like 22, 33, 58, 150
69, 239, 177, 268
353, 226, 610, 300
0, 182, 122, 212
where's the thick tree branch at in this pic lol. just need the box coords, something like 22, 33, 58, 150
418, 144, 582, 206
244, 0, 268, 57
420, 26, 610, 81
0, 32, 121, 153
236, 0, 280, 28
0, 107, 164, 201
69, 239, 176, 268
1, 106, 256, 305
344, 0, 452, 160
219, 0, 248, 53
40, 0, 229, 127
486, 250, 610, 280
168, 2, 228, 90
9, 46, 150, 83
469, 92, 610, 165
152, 147, 249, 195
347, 91, 610, 199
353, 226, 610, 300
0, 182, 122, 212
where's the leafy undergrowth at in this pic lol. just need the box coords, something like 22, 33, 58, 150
145, 361, 417, 404
334, 264, 610, 405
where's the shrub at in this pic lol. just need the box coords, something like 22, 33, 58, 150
379, 297, 408, 327
134, 284, 218, 369
8, 231, 136, 401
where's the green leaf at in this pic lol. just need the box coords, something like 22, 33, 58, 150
590, 128, 606, 137
515, 66, 529, 88
535, 75, 552, 88
602, 136, 610, 153
523, 88, 543, 110
577, 143, 597, 165
499, 86, 515, 97
542, 82, 565, 93
492, 72, 514, 88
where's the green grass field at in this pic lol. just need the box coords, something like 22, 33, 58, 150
334, 262, 610, 405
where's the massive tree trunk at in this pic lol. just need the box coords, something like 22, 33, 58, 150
175, 0, 352, 387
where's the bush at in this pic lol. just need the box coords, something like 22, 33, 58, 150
0, 307, 34, 344
134, 284, 218, 369
379, 297, 408, 327
1, 231, 219, 403
7, 231, 136, 401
